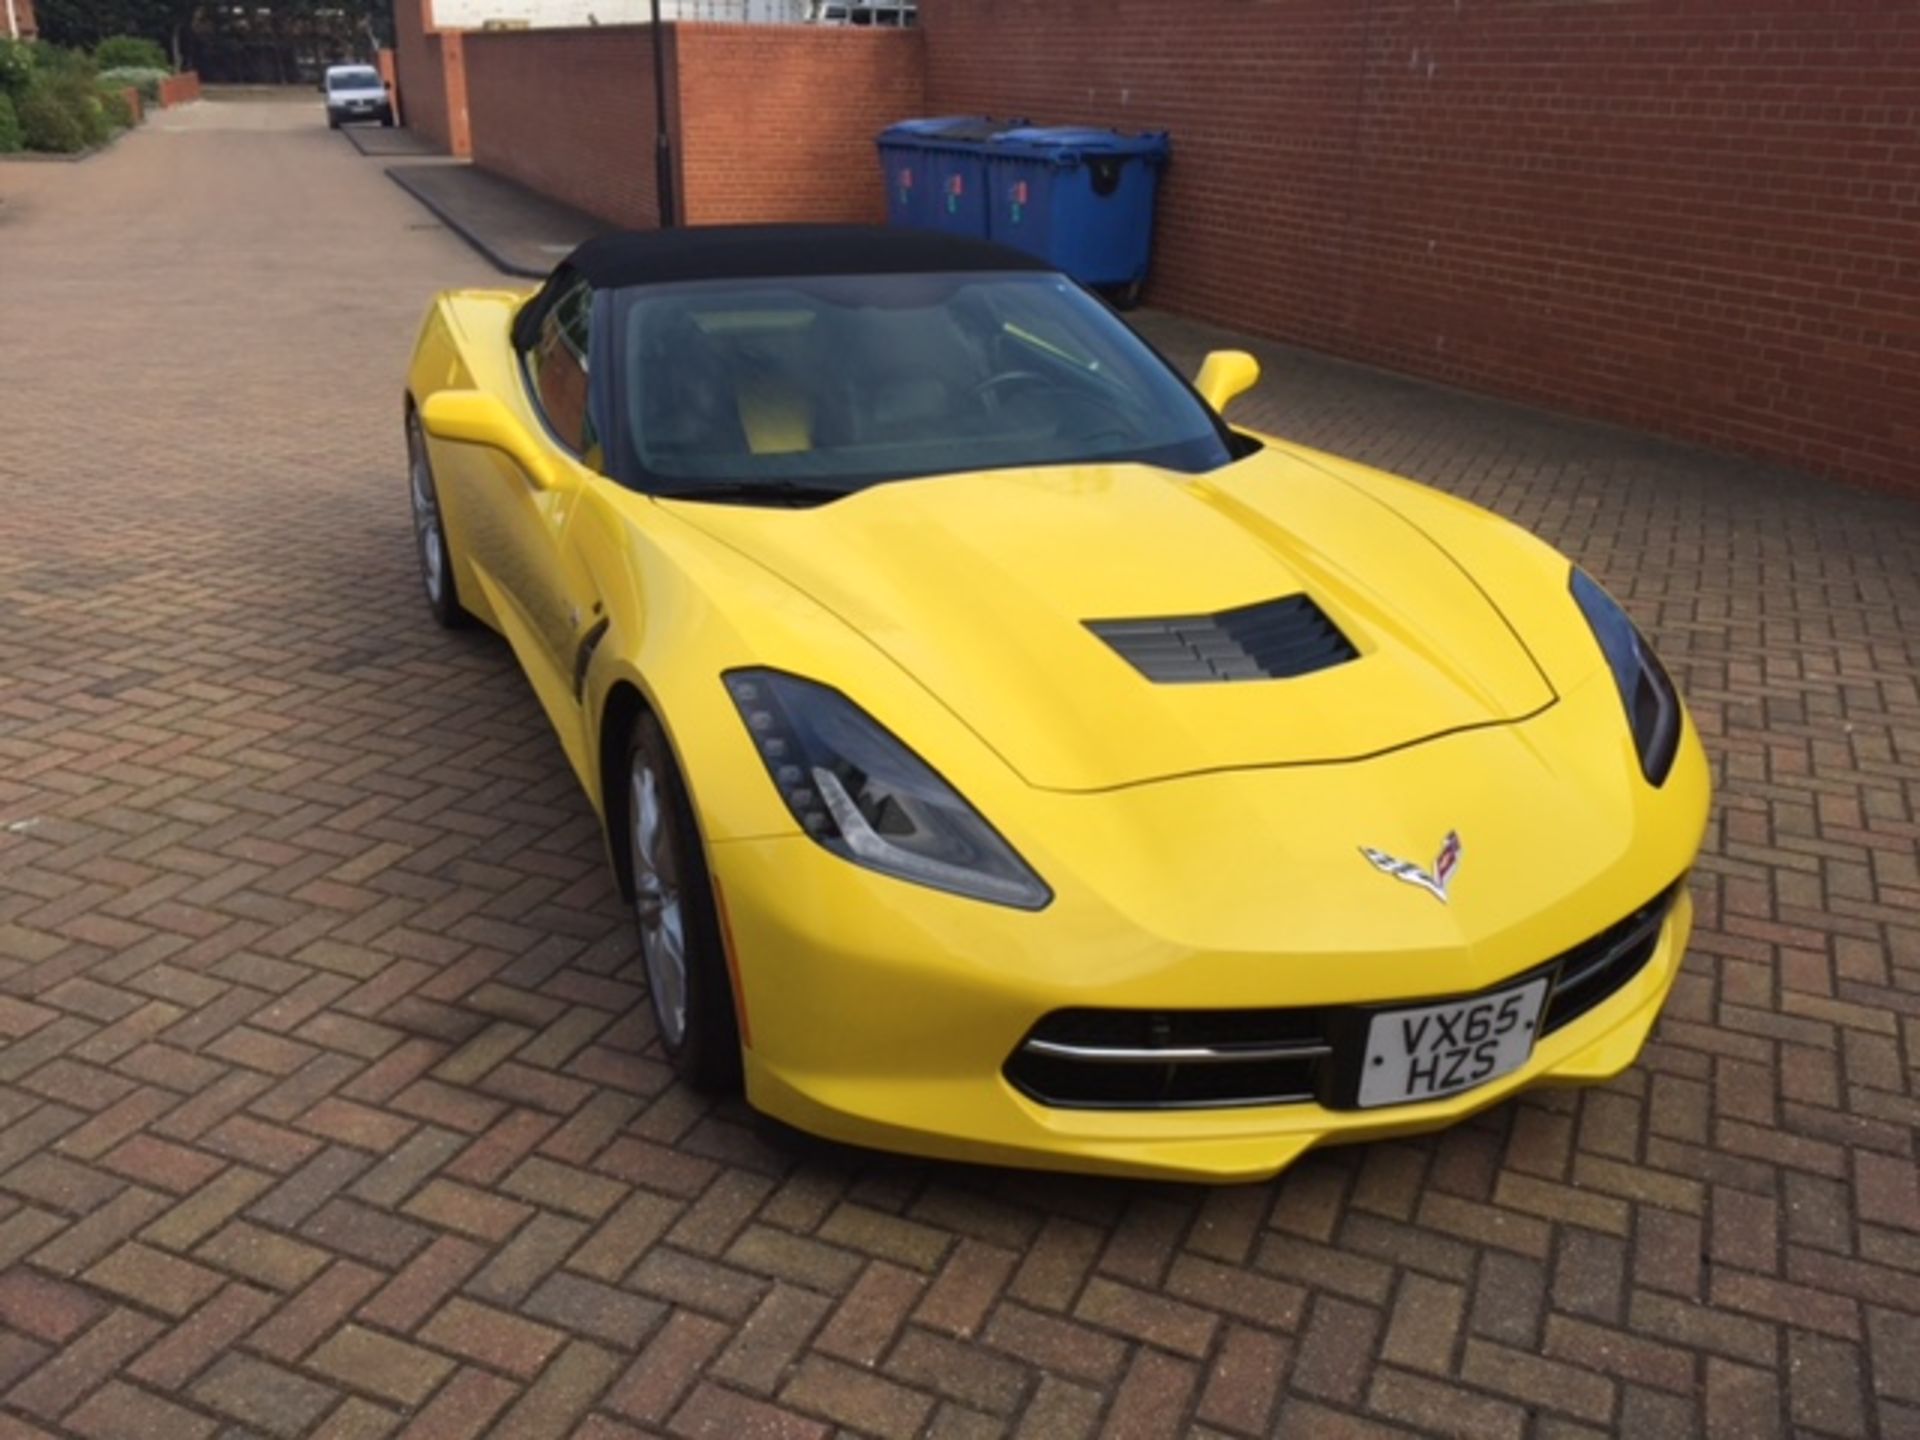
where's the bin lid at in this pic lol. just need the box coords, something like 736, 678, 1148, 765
879, 116, 1022, 145
990, 126, 1171, 164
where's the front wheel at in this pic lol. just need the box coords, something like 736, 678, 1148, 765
406, 410, 473, 629
627, 714, 742, 1092
381, 110, 394, 128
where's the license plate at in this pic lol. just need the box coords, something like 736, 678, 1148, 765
1357, 978, 1548, 1108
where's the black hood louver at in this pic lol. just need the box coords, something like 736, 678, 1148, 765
1086, 594, 1359, 684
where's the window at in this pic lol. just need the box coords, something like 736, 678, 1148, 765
612, 272, 1233, 496
526, 278, 595, 456
328, 69, 382, 91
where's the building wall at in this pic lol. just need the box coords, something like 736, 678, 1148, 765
676, 24, 922, 224
919, 0, 1920, 495
5, 0, 36, 40
458, 22, 918, 229
434, 0, 805, 28
392, 0, 454, 152
464, 25, 674, 229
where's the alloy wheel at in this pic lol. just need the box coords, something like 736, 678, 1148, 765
631, 752, 689, 1048
408, 422, 446, 605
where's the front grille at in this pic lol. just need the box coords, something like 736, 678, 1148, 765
1005, 1008, 1330, 1109
1004, 880, 1683, 1111
1538, 883, 1674, 1035
1086, 593, 1359, 684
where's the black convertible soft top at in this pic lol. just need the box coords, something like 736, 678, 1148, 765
562, 224, 1052, 290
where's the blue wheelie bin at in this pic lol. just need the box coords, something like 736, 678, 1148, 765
877, 117, 1020, 238
983, 126, 1171, 305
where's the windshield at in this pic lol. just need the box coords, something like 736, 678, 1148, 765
613, 272, 1232, 497
329, 70, 382, 91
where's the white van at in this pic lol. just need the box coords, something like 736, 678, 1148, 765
323, 64, 394, 130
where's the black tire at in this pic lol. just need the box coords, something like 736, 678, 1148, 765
381, 109, 395, 128
1112, 278, 1146, 311
327, 113, 340, 130
405, 409, 473, 629
624, 713, 743, 1092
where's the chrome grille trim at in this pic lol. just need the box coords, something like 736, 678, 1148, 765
1020, 1038, 1334, 1065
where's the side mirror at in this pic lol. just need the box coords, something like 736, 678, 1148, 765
1194, 350, 1260, 415
419, 390, 563, 490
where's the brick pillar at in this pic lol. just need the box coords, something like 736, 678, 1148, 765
377, 47, 401, 126
442, 29, 471, 159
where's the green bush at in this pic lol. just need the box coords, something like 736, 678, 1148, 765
40, 64, 112, 143
94, 35, 170, 71
15, 86, 86, 152
0, 45, 142, 152
97, 85, 135, 130
32, 45, 93, 78
0, 92, 21, 154
74, 89, 110, 144
0, 38, 34, 97
99, 65, 168, 103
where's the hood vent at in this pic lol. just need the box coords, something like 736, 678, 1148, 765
1087, 594, 1359, 684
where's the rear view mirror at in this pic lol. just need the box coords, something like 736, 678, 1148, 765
1194, 350, 1260, 415
419, 390, 563, 490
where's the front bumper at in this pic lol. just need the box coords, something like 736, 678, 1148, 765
725, 851, 1691, 1182
709, 684, 1710, 1183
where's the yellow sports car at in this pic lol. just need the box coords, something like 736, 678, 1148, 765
404, 225, 1709, 1182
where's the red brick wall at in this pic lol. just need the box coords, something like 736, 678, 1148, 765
7, 0, 35, 39
464, 25, 673, 230
460, 24, 922, 229
440, 30, 470, 157
376, 47, 398, 110
393, 0, 454, 154
157, 71, 201, 106
676, 24, 923, 224
459, 24, 921, 230
921, 0, 1920, 495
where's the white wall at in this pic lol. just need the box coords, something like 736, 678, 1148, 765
433, 0, 808, 27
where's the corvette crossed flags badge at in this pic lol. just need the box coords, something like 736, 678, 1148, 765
1360, 831, 1463, 904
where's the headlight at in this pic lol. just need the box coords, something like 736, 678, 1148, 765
1570, 569, 1680, 786
723, 670, 1051, 910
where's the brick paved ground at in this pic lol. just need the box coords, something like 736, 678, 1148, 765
1, 92, 1917, 1440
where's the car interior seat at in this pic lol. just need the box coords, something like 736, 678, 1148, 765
638, 309, 750, 469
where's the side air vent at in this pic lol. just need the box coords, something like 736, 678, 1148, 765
1086, 594, 1359, 684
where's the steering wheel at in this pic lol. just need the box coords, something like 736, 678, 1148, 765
973, 370, 1050, 411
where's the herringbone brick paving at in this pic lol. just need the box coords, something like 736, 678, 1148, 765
0, 92, 1916, 1439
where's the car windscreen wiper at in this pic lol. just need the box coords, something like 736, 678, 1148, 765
651, 479, 853, 507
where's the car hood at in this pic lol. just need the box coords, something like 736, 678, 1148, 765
668, 450, 1556, 792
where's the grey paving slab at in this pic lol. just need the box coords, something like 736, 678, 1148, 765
387, 160, 609, 278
